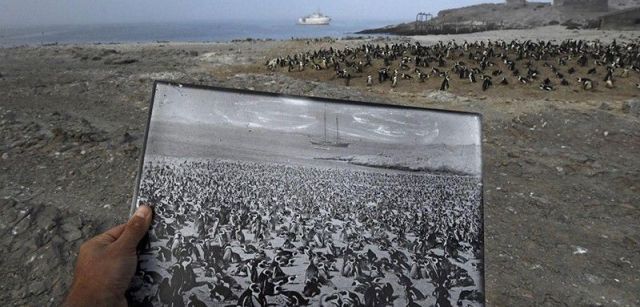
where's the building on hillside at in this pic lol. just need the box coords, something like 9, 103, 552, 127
600, 6, 640, 28
506, 0, 528, 6
553, 0, 609, 11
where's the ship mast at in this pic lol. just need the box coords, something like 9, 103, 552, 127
336, 117, 340, 142
323, 106, 327, 143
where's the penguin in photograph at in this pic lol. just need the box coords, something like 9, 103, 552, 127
499, 77, 509, 85
279, 289, 310, 306
366, 75, 373, 86
187, 294, 207, 307
304, 262, 319, 282
391, 75, 398, 88
303, 278, 321, 297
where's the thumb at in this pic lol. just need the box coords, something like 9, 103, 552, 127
114, 205, 152, 251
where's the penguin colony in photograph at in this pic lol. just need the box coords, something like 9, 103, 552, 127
265, 39, 640, 93
127, 157, 483, 307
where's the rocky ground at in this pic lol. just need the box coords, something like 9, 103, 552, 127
1, 29, 639, 306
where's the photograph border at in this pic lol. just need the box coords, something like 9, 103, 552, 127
129, 79, 486, 305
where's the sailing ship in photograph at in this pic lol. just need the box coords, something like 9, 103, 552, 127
311, 107, 350, 148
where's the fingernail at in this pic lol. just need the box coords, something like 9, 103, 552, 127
135, 205, 150, 218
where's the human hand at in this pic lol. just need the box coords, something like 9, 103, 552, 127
64, 205, 152, 307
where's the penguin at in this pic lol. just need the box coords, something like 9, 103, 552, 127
561, 79, 570, 86
279, 290, 309, 306
440, 75, 450, 91
363, 284, 378, 307
187, 294, 207, 307
578, 77, 593, 90
243, 244, 259, 254
158, 277, 172, 305
235, 228, 245, 244
518, 76, 528, 84
305, 262, 319, 282
499, 77, 509, 85
391, 75, 398, 88
303, 278, 321, 297
482, 76, 492, 91
605, 79, 614, 88
366, 75, 373, 86
468, 71, 476, 83
539, 83, 553, 91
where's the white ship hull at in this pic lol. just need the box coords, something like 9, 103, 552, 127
298, 16, 331, 25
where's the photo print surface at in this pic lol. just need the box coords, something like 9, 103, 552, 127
127, 82, 484, 307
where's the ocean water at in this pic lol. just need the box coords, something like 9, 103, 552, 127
0, 19, 401, 47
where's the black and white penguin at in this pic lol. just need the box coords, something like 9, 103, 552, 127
391, 75, 398, 88
482, 76, 492, 91
187, 294, 207, 307
578, 77, 593, 90
499, 77, 509, 85
303, 278, 321, 297
366, 75, 373, 86
279, 289, 309, 306
518, 76, 528, 84
440, 76, 450, 91
539, 83, 553, 91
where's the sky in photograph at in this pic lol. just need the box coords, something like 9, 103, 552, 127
0, 0, 550, 26
152, 84, 481, 146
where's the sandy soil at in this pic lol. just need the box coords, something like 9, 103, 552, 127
0, 26, 639, 306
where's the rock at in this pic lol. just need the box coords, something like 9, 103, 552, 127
622, 98, 640, 117
2, 152, 8, 160
189, 51, 199, 57
113, 58, 138, 65
28, 281, 46, 295
61, 224, 83, 242
584, 273, 604, 285
119, 132, 135, 144
598, 102, 613, 110
424, 90, 459, 103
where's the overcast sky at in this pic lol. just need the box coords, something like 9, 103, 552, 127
0, 0, 550, 27
153, 84, 481, 146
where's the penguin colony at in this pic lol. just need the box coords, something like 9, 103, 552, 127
265, 39, 640, 93
127, 158, 483, 307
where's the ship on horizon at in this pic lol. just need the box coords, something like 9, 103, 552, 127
297, 12, 331, 25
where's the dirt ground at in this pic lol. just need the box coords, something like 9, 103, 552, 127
1, 27, 639, 306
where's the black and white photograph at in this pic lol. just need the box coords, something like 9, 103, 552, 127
126, 82, 484, 307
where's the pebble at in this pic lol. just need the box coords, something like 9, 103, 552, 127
61, 224, 83, 242
621, 98, 640, 117
28, 281, 45, 295
585, 273, 604, 285
573, 246, 588, 254
2, 152, 8, 160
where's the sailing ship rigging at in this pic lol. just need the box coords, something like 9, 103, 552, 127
311, 107, 349, 147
